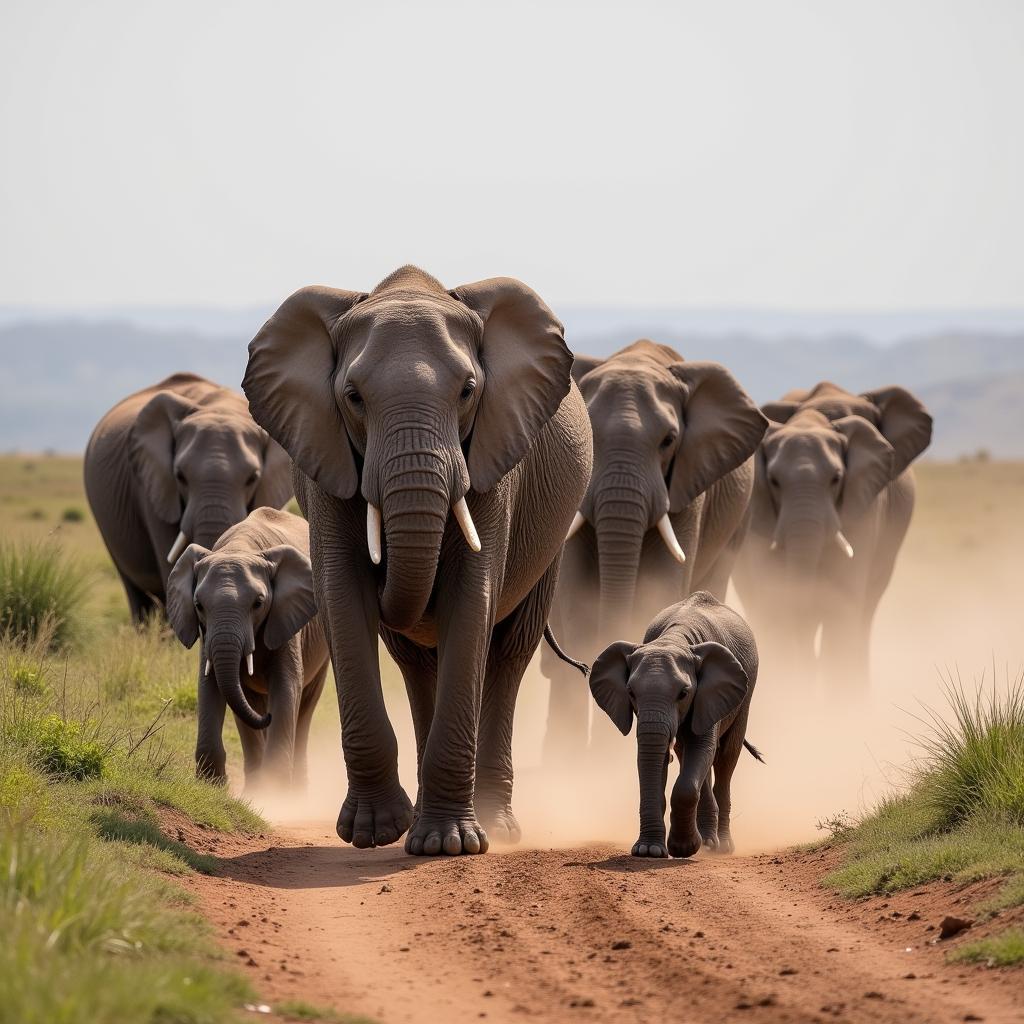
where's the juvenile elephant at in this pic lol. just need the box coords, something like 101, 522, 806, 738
733, 381, 932, 685
542, 340, 767, 756
84, 373, 293, 621
166, 507, 328, 790
589, 591, 761, 858
242, 265, 592, 855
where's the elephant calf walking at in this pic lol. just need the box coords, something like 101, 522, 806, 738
590, 592, 761, 858
166, 508, 328, 793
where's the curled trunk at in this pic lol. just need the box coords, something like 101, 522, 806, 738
210, 635, 269, 730
374, 422, 461, 631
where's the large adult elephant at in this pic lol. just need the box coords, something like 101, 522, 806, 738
84, 374, 293, 622
542, 340, 768, 757
733, 381, 932, 686
242, 265, 592, 855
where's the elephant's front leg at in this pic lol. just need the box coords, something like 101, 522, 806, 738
405, 581, 493, 856
259, 646, 303, 789
477, 560, 560, 843
320, 534, 412, 848
195, 663, 228, 783
668, 728, 718, 858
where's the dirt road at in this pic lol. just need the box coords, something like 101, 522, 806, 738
183, 822, 1021, 1024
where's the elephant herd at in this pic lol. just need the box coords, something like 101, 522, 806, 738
84, 265, 932, 858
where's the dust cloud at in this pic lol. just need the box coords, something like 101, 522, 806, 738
252, 463, 1024, 855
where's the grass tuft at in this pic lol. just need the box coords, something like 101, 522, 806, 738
0, 540, 87, 648
949, 928, 1024, 967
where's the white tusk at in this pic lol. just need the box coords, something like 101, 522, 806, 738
167, 531, 188, 564
246, 653, 254, 677
452, 497, 481, 553
565, 511, 586, 542
836, 530, 855, 559
204, 659, 211, 676
367, 504, 382, 565
769, 539, 779, 552
656, 514, 686, 564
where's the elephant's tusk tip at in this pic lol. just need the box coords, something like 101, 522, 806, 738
246, 652, 254, 677
565, 511, 586, 543
167, 531, 188, 564
204, 659, 211, 676
836, 530, 855, 559
656, 514, 686, 564
452, 497, 482, 553
367, 503, 383, 565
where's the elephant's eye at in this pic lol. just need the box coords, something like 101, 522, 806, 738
175, 470, 187, 486
194, 599, 204, 617
831, 473, 842, 486
247, 471, 260, 487
460, 379, 477, 402
769, 475, 780, 489
660, 433, 676, 451
253, 593, 265, 608
345, 387, 363, 409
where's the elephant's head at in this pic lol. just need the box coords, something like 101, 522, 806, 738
590, 636, 748, 814
242, 266, 572, 630
166, 541, 317, 729
130, 389, 293, 563
569, 341, 767, 635
758, 408, 897, 582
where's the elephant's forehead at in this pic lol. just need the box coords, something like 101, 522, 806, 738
805, 396, 878, 423
349, 296, 477, 347
196, 554, 265, 586
177, 412, 262, 444
585, 371, 677, 421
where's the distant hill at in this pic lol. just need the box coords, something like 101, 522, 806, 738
2, 317, 1022, 457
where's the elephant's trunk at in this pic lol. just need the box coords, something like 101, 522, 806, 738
636, 712, 673, 838
208, 626, 268, 730
593, 467, 650, 638
370, 414, 467, 632
183, 485, 248, 550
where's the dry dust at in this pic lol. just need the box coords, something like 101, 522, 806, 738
254, 463, 1024, 854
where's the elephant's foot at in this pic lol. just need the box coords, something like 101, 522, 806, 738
477, 801, 522, 844
699, 823, 720, 850
631, 832, 669, 859
667, 823, 703, 859
337, 783, 414, 849
404, 811, 489, 856
713, 831, 735, 855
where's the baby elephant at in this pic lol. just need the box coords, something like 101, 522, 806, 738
166, 507, 329, 793
590, 592, 761, 858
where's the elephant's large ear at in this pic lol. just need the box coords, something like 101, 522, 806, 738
243, 287, 365, 500
667, 362, 769, 512
833, 416, 895, 519
589, 640, 638, 736
861, 386, 932, 478
262, 544, 317, 650
451, 278, 572, 493
130, 392, 197, 523
252, 435, 293, 511
761, 400, 800, 424
166, 543, 209, 648
571, 353, 605, 386
689, 641, 748, 736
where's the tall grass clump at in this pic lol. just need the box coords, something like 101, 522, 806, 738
0, 539, 87, 649
916, 669, 1024, 828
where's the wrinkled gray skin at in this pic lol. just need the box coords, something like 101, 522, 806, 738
590, 592, 758, 858
242, 266, 592, 856
543, 341, 767, 758
84, 374, 293, 622
734, 381, 932, 685
165, 508, 328, 792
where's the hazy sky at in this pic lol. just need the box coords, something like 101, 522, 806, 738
2, 0, 1022, 309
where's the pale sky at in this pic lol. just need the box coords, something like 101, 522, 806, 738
2, 0, 1023, 310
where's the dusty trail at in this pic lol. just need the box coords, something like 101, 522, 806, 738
187, 823, 1021, 1024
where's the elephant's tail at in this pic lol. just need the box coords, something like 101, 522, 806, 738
543, 624, 589, 677
743, 739, 766, 763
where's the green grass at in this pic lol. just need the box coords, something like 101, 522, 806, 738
273, 1000, 377, 1023
0, 538, 88, 647
0, 533, 270, 1021
950, 929, 1024, 967
823, 670, 1024, 964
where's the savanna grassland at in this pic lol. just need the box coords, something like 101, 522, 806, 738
1, 454, 1023, 1024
